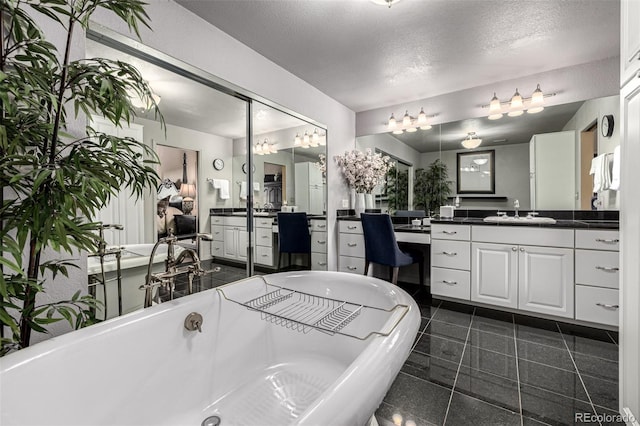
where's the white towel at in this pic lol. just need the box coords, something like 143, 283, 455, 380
239, 181, 247, 200
212, 179, 230, 199
610, 145, 621, 191
253, 182, 260, 192
589, 154, 612, 192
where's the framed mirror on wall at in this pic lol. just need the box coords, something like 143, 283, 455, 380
456, 150, 495, 194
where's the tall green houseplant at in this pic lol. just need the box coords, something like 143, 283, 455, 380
414, 159, 452, 215
0, 0, 162, 354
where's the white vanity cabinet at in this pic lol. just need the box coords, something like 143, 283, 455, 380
338, 221, 365, 274
310, 219, 328, 270
574, 229, 620, 326
210, 215, 225, 258
430, 224, 471, 300
254, 217, 275, 266
222, 216, 248, 261
471, 226, 574, 318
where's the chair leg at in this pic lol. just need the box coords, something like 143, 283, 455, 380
391, 267, 399, 285
288, 253, 292, 270
364, 261, 369, 276
418, 260, 425, 286
277, 252, 282, 272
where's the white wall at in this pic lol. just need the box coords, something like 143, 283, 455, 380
420, 144, 531, 210
92, 0, 356, 271
137, 117, 234, 260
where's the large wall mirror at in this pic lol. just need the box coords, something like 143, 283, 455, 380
357, 94, 620, 215
85, 34, 327, 321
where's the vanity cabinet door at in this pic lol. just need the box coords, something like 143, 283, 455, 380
518, 245, 574, 318
471, 243, 518, 309
223, 227, 238, 258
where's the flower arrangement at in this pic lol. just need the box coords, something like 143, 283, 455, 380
334, 149, 394, 193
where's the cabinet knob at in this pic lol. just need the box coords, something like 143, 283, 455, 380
519, 247, 525, 252
596, 303, 619, 310
511, 247, 517, 251
347, 225, 358, 230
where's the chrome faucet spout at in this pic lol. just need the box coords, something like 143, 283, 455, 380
513, 199, 520, 218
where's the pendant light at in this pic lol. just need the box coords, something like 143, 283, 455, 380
527, 84, 545, 114
461, 132, 482, 149
387, 113, 397, 130
508, 88, 524, 117
488, 92, 503, 120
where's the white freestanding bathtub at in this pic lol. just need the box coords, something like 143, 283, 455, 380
0, 271, 420, 426
86, 243, 185, 319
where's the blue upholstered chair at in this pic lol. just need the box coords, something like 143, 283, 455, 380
276, 212, 311, 271
360, 213, 424, 286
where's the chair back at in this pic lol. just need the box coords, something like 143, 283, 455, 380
394, 210, 427, 218
360, 213, 402, 266
277, 212, 311, 254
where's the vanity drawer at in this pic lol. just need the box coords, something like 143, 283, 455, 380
339, 233, 365, 258
224, 216, 246, 227
211, 216, 224, 226
311, 232, 327, 253
431, 224, 470, 241
210, 240, 224, 257
339, 221, 363, 234
255, 218, 274, 228
575, 249, 620, 289
472, 225, 574, 248
431, 267, 471, 300
311, 253, 328, 270
255, 227, 273, 247
310, 220, 327, 232
339, 255, 365, 274
255, 245, 273, 266
575, 285, 619, 327
575, 230, 620, 251
211, 225, 224, 241
431, 240, 470, 270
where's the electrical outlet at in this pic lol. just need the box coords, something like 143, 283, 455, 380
342, 199, 349, 208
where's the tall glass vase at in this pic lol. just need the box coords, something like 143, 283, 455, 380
354, 192, 366, 217
349, 188, 356, 211
364, 193, 374, 210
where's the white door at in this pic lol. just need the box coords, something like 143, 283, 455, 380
518, 245, 574, 318
471, 242, 518, 309
530, 131, 576, 210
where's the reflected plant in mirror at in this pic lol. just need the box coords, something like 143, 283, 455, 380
414, 159, 452, 215
385, 165, 409, 212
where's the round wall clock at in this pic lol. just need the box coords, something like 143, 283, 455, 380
601, 114, 614, 138
212, 158, 224, 170
241, 163, 255, 174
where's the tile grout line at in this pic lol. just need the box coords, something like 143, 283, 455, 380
411, 301, 442, 351
555, 322, 603, 426
441, 307, 475, 426
511, 313, 524, 426
605, 330, 618, 346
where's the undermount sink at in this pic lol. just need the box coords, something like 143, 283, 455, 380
483, 216, 557, 224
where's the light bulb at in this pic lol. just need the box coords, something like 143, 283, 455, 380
270, 143, 278, 154
406, 127, 417, 133
508, 88, 524, 117
387, 113, 397, 130
528, 84, 544, 114
313, 128, 319, 143
417, 107, 427, 124
255, 143, 263, 155
488, 92, 503, 120
402, 110, 411, 127
262, 140, 269, 154
294, 133, 301, 146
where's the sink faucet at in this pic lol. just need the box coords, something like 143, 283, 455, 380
514, 199, 520, 218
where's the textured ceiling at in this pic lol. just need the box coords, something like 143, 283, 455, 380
177, 0, 620, 113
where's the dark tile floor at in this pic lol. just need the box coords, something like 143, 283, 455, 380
376, 284, 621, 426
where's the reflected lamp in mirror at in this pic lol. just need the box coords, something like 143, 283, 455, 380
387, 108, 433, 134
180, 183, 196, 215
485, 84, 553, 120
461, 132, 482, 149
457, 150, 495, 194
293, 129, 326, 148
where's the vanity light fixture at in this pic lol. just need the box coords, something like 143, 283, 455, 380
294, 133, 301, 146
386, 108, 434, 134
485, 84, 554, 120
461, 132, 482, 149
293, 129, 326, 148
255, 138, 277, 155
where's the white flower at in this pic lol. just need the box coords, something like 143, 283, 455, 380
334, 149, 394, 193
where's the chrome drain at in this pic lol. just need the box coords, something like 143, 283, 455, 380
202, 416, 221, 426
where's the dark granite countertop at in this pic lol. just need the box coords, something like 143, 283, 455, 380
430, 217, 619, 230
210, 210, 325, 220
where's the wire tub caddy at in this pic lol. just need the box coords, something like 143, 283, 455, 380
217, 276, 410, 340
